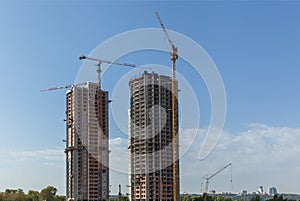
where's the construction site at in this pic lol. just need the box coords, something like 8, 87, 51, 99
41, 12, 231, 201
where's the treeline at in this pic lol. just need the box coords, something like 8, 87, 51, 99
180, 195, 233, 201
180, 194, 300, 201
110, 196, 129, 201
250, 195, 299, 201
0, 186, 65, 201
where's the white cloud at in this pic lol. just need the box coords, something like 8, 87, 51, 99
0, 148, 65, 194
109, 137, 128, 148
5, 124, 298, 195
109, 137, 128, 174
7, 148, 64, 163
108, 124, 300, 194
179, 124, 300, 194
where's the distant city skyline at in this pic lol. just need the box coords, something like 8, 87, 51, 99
0, 1, 299, 195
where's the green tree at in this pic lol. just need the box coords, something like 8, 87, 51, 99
224, 197, 233, 201
278, 195, 287, 201
53, 195, 65, 201
27, 190, 39, 201
0, 192, 4, 201
39, 186, 57, 201
268, 195, 288, 201
214, 196, 225, 201
181, 194, 193, 201
3, 188, 26, 201
250, 195, 261, 201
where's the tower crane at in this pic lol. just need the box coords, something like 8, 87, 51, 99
78, 55, 136, 201
41, 56, 136, 201
40, 82, 87, 92
203, 163, 232, 201
155, 11, 179, 201
41, 56, 136, 92
79, 55, 137, 89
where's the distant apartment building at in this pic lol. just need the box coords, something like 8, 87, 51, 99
257, 186, 264, 194
128, 71, 179, 201
240, 190, 247, 196
268, 187, 278, 196
65, 82, 109, 201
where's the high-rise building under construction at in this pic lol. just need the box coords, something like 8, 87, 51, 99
65, 82, 109, 201
128, 71, 179, 201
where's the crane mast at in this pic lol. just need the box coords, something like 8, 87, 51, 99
155, 11, 179, 201
118, 184, 122, 201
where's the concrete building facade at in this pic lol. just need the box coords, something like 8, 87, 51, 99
65, 82, 109, 201
128, 71, 179, 201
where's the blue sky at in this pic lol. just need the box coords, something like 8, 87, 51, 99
0, 1, 300, 195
